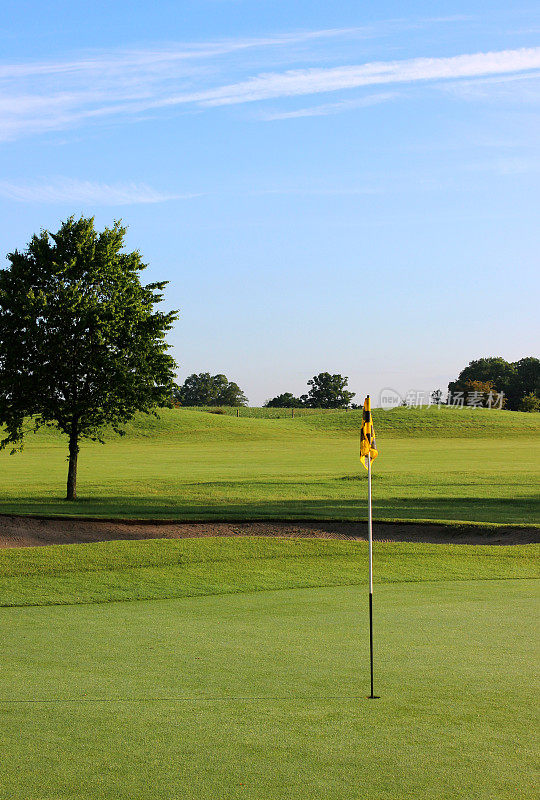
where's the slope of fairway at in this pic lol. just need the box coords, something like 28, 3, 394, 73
1, 407, 539, 524
0, 536, 537, 607
298, 404, 540, 437
11, 405, 540, 443
1, 575, 538, 799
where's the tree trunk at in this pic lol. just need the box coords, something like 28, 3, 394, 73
66, 422, 79, 501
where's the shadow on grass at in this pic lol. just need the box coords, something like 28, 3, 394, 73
0, 495, 538, 525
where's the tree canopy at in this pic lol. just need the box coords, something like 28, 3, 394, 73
519, 392, 540, 412
175, 373, 247, 406
0, 216, 178, 499
264, 392, 304, 408
448, 356, 539, 410
304, 372, 355, 408
265, 374, 354, 409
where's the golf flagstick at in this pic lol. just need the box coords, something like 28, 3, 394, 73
360, 395, 379, 699
368, 452, 375, 698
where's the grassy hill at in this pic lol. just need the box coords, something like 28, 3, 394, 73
0, 407, 538, 523
100, 405, 540, 439
299, 405, 540, 436
16, 405, 540, 443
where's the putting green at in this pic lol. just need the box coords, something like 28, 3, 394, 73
1, 577, 538, 800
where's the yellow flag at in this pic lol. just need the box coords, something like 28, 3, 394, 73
360, 395, 378, 470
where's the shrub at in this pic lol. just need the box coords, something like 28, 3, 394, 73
519, 392, 540, 412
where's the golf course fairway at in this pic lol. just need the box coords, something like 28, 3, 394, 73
1, 406, 538, 798
0, 406, 538, 524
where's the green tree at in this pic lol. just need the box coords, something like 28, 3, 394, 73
448, 356, 540, 410
519, 392, 540, 412
463, 380, 505, 408
510, 358, 540, 409
264, 392, 304, 408
0, 216, 178, 500
175, 373, 247, 406
448, 357, 515, 402
304, 373, 355, 408
430, 389, 445, 405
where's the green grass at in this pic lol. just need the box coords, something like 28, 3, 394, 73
0, 536, 538, 799
16, 404, 540, 439
0, 535, 537, 607
183, 405, 333, 418
1, 407, 539, 524
2, 408, 538, 799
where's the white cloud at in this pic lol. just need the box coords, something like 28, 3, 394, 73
442, 70, 540, 103
0, 30, 362, 80
182, 47, 540, 106
260, 92, 396, 120
1, 34, 539, 139
0, 178, 190, 205
464, 156, 540, 175
0, 18, 472, 81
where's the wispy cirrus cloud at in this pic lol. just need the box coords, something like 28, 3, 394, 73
260, 92, 397, 120
0, 28, 373, 81
464, 156, 540, 175
1, 24, 539, 141
442, 70, 540, 103
0, 178, 190, 205
180, 47, 540, 107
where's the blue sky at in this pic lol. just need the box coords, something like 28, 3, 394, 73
1, 1, 539, 404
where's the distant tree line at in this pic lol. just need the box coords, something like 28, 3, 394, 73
447, 356, 540, 412
176, 359, 540, 413
265, 373, 355, 409
174, 373, 247, 407
174, 371, 357, 409
175, 359, 539, 412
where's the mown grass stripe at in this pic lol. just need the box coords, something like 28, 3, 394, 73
0, 537, 537, 607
